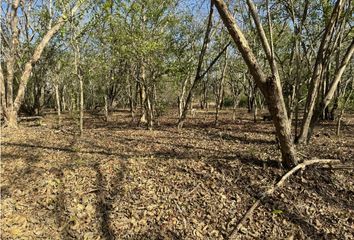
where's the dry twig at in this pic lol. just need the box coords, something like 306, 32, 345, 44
229, 159, 341, 239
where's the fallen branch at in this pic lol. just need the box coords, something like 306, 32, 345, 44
229, 159, 341, 239
19, 116, 43, 121
319, 164, 354, 170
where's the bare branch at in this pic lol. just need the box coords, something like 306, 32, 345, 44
229, 159, 341, 239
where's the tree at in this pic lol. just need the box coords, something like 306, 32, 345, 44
297, 0, 352, 143
212, 0, 298, 168
0, 0, 84, 127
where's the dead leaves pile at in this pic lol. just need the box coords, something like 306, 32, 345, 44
1, 111, 354, 239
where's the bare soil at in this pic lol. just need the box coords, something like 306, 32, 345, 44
1, 109, 353, 239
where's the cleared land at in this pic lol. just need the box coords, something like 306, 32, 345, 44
1, 109, 353, 239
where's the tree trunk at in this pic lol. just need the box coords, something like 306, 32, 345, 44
4, 110, 18, 128
79, 74, 84, 134
336, 111, 343, 136
201, 80, 208, 110
305, 38, 354, 142
62, 86, 66, 112
128, 82, 135, 121
0, 68, 6, 111
1, 2, 81, 128
215, 50, 228, 125
298, 0, 345, 143
55, 84, 61, 125
178, 2, 214, 128
230, 78, 240, 121
5, 0, 20, 114
178, 76, 189, 118
232, 99, 238, 121
104, 95, 109, 122
253, 93, 258, 123
146, 93, 153, 130
139, 65, 147, 124
213, 0, 298, 168
37, 84, 45, 115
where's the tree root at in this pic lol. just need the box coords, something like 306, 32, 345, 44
229, 159, 341, 239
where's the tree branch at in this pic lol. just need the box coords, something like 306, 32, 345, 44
229, 159, 341, 239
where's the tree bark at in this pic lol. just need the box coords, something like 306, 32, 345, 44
215, 50, 228, 125
178, 2, 214, 128
298, 0, 345, 143
139, 63, 147, 124
13, 20, 66, 115
55, 84, 61, 125
79, 71, 84, 134
2, 2, 81, 127
213, 0, 298, 168
104, 94, 109, 122
229, 76, 241, 121
5, 0, 20, 113
0, 63, 8, 122
305, 37, 354, 142
320, 39, 354, 111
178, 76, 189, 118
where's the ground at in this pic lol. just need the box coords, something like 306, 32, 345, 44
1, 109, 353, 239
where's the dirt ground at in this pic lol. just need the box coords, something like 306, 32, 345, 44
1, 109, 353, 239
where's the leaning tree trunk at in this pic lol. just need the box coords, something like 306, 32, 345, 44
298, 0, 346, 143
213, 0, 298, 168
306, 38, 354, 142
178, 2, 214, 128
0, 3, 78, 127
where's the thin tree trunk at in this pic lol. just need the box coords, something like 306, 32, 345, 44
72, 34, 84, 134
306, 38, 354, 142
253, 91, 258, 123
79, 74, 84, 134
139, 63, 147, 124
336, 85, 353, 136
55, 84, 61, 125
5, 0, 20, 114
104, 94, 109, 122
2, 3, 81, 127
146, 92, 153, 130
230, 78, 240, 121
0, 65, 7, 118
178, 76, 189, 118
201, 79, 208, 110
128, 82, 135, 121
215, 50, 228, 125
177, 2, 213, 128
298, 0, 345, 143
39, 84, 45, 115
62, 86, 66, 112
336, 111, 343, 136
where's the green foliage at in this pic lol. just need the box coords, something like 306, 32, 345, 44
223, 97, 234, 108
239, 95, 249, 108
